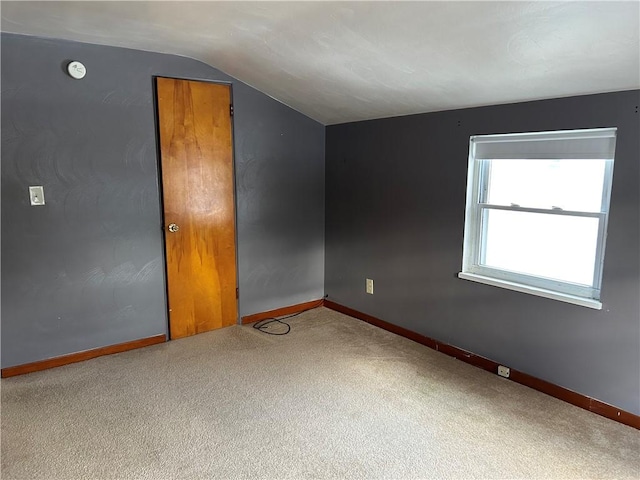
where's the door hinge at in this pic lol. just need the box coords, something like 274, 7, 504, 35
230, 104, 234, 116
236, 287, 239, 299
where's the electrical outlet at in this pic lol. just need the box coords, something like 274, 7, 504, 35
497, 365, 510, 378
366, 278, 374, 294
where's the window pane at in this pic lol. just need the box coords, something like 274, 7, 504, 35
485, 159, 607, 212
481, 209, 599, 286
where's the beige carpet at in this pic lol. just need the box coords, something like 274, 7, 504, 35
1, 307, 639, 479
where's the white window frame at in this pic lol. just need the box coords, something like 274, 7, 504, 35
459, 128, 617, 310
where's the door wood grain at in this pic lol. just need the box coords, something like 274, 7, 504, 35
156, 77, 237, 339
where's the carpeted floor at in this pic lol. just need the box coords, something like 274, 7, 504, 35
1, 307, 639, 479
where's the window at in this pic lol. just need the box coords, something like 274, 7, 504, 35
459, 128, 617, 309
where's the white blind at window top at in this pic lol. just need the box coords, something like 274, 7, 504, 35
472, 127, 617, 160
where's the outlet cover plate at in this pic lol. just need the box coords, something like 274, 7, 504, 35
366, 278, 374, 294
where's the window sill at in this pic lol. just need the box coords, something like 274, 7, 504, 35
457, 272, 602, 310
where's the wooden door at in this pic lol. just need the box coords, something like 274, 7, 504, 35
156, 77, 237, 339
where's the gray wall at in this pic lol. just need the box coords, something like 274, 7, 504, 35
325, 90, 640, 415
1, 33, 325, 368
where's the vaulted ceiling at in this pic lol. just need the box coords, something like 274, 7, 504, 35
2, 1, 639, 125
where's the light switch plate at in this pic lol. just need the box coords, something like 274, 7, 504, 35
29, 186, 45, 206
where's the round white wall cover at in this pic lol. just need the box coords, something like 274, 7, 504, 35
67, 61, 86, 79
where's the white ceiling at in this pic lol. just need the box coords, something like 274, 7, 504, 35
2, 1, 639, 125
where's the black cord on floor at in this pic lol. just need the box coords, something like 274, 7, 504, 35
252, 296, 327, 335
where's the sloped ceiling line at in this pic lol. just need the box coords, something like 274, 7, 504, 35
2, 1, 639, 125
